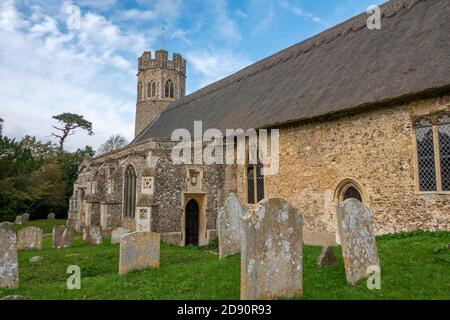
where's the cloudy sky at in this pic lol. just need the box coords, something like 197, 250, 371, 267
0, 0, 383, 151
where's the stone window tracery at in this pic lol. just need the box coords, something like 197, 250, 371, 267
414, 113, 450, 192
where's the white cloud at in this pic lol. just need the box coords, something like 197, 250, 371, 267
0, 0, 152, 151
187, 49, 252, 88
281, 0, 326, 25
211, 0, 241, 42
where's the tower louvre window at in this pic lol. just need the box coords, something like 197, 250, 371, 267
165, 79, 174, 98
147, 81, 157, 98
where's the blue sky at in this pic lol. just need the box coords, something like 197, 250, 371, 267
0, 0, 384, 151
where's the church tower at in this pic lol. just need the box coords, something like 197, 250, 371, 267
135, 50, 187, 137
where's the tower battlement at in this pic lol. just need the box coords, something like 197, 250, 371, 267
138, 50, 186, 75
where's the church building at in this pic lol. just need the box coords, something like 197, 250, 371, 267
68, 0, 450, 246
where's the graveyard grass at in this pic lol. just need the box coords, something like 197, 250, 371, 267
14, 219, 66, 234
1, 221, 449, 300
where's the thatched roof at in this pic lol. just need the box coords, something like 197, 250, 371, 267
134, 0, 450, 143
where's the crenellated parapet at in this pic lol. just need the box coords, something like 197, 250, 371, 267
138, 50, 186, 76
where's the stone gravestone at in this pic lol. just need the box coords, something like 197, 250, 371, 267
336, 198, 380, 286
119, 232, 160, 274
111, 227, 129, 244
17, 227, 42, 251
241, 198, 303, 300
83, 226, 102, 245
61, 227, 74, 248
0, 222, 15, 231
317, 246, 338, 267
0, 226, 19, 288
218, 193, 244, 259
53, 225, 65, 248
14, 215, 23, 225
47, 212, 55, 220
22, 213, 30, 223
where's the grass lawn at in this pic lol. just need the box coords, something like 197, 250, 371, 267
0, 222, 448, 299
14, 219, 67, 234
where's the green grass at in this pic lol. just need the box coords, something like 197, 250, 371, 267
15, 219, 66, 234
0, 230, 448, 300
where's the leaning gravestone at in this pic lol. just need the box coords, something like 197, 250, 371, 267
47, 212, 55, 220
218, 193, 245, 259
61, 227, 74, 248
17, 227, 42, 251
53, 225, 66, 248
0, 226, 19, 288
336, 198, 380, 286
111, 227, 129, 244
119, 232, 160, 274
241, 198, 303, 300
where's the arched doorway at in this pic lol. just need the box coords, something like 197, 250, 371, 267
185, 199, 199, 246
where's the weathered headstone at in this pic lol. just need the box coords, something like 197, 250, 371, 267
82, 226, 91, 243
241, 198, 303, 300
61, 227, 74, 248
14, 215, 23, 225
53, 225, 66, 248
317, 246, 338, 267
22, 213, 30, 223
119, 232, 160, 274
83, 225, 102, 245
336, 198, 380, 286
47, 212, 55, 220
91, 226, 102, 245
0, 221, 15, 231
218, 193, 244, 259
0, 226, 19, 288
111, 227, 129, 244
17, 227, 42, 251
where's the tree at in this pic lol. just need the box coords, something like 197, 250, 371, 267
0, 136, 41, 221
20, 135, 58, 162
0, 117, 3, 136
97, 134, 128, 155
51, 113, 93, 152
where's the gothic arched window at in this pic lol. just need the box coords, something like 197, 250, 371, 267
165, 79, 174, 98
151, 81, 157, 97
147, 81, 157, 98
123, 166, 136, 218
438, 114, 450, 191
